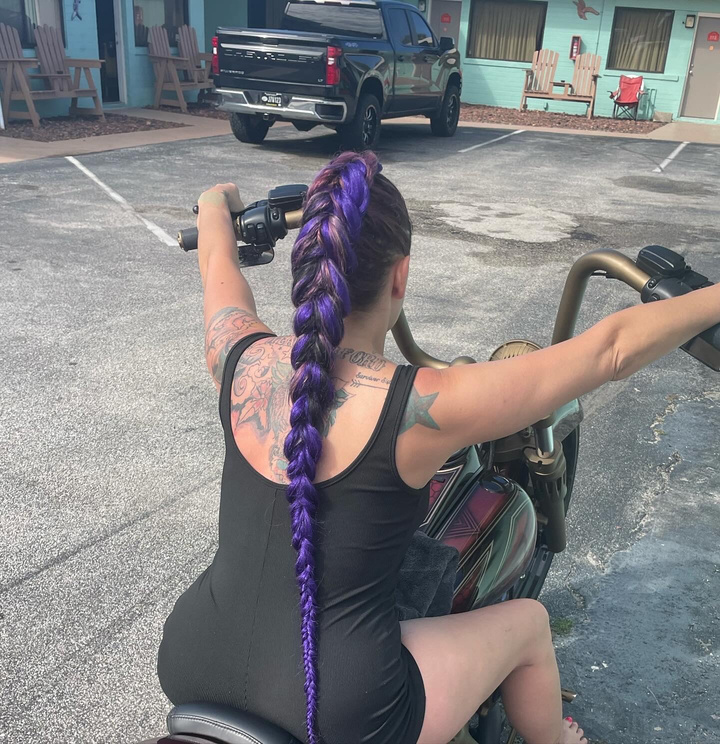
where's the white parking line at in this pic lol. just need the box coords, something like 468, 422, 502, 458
65, 156, 177, 247
653, 141, 689, 173
458, 129, 525, 153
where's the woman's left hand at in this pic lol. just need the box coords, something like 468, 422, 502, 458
197, 183, 245, 219
196, 184, 245, 267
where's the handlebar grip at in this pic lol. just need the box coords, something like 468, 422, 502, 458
177, 227, 198, 252
683, 322, 720, 372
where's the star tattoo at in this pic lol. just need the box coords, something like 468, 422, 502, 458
399, 387, 440, 434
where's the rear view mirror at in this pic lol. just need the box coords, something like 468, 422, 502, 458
439, 36, 455, 52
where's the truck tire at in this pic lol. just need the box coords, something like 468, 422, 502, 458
339, 93, 381, 151
230, 114, 270, 144
430, 84, 460, 137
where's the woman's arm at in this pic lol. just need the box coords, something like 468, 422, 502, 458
197, 184, 273, 390
411, 282, 720, 454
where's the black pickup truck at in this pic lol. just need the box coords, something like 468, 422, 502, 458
210, 0, 462, 149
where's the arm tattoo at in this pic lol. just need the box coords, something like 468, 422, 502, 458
205, 306, 263, 385
399, 386, 440, 435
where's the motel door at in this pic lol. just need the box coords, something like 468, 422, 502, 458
430, 0, 461, 48
681, 16, 720, 119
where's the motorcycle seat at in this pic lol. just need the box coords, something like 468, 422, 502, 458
167, 702, 302, 744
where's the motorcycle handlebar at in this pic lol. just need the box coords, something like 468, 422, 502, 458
177, 189, 719, 373
552, 248, 720, 372
177, 209, 304, 253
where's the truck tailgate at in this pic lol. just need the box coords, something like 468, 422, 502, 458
217, 29, 330, 86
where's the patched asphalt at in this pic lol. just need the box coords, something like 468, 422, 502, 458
1, 122, 718, 744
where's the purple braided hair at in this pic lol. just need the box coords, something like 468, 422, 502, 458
283, 151, 381, 744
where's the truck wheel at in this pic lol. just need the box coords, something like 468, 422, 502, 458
339, 94, 381, 151
430, 85, 460, 137
230, 114, 270, 144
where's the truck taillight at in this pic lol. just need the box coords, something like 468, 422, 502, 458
211, 35, 219, 76
326, 46, 342, 85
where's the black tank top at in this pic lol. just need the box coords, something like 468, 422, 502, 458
158, 333, 429, 744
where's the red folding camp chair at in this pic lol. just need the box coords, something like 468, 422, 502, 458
609, 75, 645, 120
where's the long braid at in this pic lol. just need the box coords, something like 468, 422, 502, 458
283, 151, 381, 744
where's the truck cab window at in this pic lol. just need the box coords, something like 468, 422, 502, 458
387, 8, 413, 47
281, 3, 384, 38
409, 12, 436, 48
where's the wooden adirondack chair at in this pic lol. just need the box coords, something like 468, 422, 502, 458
148, 25, 208, 112
33, 24, 104, 119
556, 53, 602, 118
520, 49, 559, 112
0, 22, 72, 127
521, 51, 602, 119
177, 25, 213, 87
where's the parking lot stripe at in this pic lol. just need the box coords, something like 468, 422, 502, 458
65, 156, 177, 247
458, 129, 525, 153
652, 141, 690, 173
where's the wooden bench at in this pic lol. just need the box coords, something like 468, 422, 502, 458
33, 24, 104, 120
177, 25, 213, 88
148, 25, 209, 112
521, 51, 602, 119
0, 23, 77, 127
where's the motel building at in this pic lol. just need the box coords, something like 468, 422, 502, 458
1, 0, 719, 124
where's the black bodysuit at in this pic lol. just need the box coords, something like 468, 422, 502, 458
158, 334, 429, 744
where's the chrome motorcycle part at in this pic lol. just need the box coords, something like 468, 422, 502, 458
489, 339, 542, 361
524, 442, 568, 554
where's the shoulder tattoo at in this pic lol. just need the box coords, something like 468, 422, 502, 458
205, 306, 262, 385
400, 385, 440, 435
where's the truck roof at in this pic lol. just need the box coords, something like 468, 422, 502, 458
288, 0, 419, 7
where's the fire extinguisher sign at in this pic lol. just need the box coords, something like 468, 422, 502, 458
441, 12, 451, 23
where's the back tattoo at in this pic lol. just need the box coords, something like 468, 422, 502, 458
230, 337, 396, 481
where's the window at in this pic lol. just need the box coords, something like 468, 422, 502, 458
282, 3, 384, 39
387, 8, 413, 47
408, 11, 435, 47
133, 0, 188, 47
467, 0, 547, 62
0, 0, 63, 47
608, 7, 673, 73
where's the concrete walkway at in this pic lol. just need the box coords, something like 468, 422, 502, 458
1, 107, 718, 165
392, 116, 720, 145
0, 108, 231, 164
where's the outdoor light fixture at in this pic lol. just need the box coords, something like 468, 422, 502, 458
418, 0, 427, 11
685, 15, 696, 29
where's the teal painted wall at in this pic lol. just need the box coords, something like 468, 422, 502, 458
205, 0, 247, 53
454, 0, 719, 122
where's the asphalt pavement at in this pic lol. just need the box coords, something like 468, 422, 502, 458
1, 121, 719, 744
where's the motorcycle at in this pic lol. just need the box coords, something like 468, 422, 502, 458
140, 187, 720, 744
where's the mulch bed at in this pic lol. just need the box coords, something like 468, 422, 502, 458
0, 113, 187, 142
459, 103, 665, 134
152, 103, 229, 120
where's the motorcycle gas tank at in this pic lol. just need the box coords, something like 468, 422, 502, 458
425, 451, 537, 611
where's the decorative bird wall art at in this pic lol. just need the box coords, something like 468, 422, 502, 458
574, 0, 599, 20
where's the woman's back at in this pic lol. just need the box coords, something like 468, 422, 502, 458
158, 333, 429, 744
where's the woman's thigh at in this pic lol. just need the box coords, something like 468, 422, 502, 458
400, 598, 549, 744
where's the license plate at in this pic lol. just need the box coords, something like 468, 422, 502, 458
261, 92, 282, 107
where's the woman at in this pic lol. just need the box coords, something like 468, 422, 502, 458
158, 151, 720, 744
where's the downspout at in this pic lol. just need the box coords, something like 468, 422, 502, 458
594, 0, 607, 55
